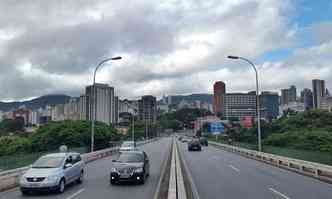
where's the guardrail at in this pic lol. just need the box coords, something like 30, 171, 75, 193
168, 138, 187, 199
0, 138, 159, 192
209, 141, 332, 184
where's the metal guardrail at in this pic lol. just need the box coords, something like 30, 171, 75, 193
209, 141, 332, 183
168, 138, 187, 199
0, 138, 159, 192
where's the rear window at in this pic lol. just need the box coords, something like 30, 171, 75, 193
117, 153, 143, 163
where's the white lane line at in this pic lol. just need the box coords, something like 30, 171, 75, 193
229, 165, 240, 173
66, 188, 85, 199
269, 188, 290, 199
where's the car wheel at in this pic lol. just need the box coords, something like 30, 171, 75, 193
110, 179, 116, 185
77, 171, 84, 184
140, 175, 145, 184
57, 178, 65, 193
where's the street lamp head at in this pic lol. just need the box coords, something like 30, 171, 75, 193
227, 55, 239, 59
111, 56, 122, 60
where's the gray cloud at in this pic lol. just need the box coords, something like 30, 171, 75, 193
0, 0, 331, 101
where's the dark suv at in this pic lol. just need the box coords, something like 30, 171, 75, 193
110, 151, 150, 184
188, 139, 202, 151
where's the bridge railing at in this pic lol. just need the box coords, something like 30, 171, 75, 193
209, 141, 332, 183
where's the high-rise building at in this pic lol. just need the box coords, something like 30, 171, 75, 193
260, 91, 279, 120
64, 98, 80, 120
289, 85, 297, 102
213, 81, 226, 115
312, 79, 326, 109
300, 88, 313, 110
225, 92, 257, 120
138, 95, 157, 123
85, 83, 116, 125
78, 95, 87, 120
114, 96, 119, 123
51, 104, 65, 121
281, 86, 297, 105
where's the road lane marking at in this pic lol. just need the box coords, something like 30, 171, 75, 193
229, 165, 240, 173
269, 188, 290, 199
66, 188, 85, 199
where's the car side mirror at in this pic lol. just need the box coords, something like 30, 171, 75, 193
64, 163, 73, 169
112, 159, 117, 162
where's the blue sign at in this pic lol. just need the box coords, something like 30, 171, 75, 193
208, 123, 224, 135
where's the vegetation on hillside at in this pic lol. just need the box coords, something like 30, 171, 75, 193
231, 110, 332, 152
0, 120, 121, 156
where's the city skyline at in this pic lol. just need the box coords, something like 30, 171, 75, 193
0, 1, 331, 101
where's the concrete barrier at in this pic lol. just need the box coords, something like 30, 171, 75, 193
0, 138, 159, 192
167, 138, 187, 199
209, 141, 332, 184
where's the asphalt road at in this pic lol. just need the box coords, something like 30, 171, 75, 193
178, 141, 332, 199
0, 137, 171, 199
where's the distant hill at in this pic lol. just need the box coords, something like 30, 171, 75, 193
0, 94, 71, 111
166, 94, 213, 104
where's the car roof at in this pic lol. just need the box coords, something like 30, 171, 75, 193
43, 152, 80, 158
119, 150, 144, 155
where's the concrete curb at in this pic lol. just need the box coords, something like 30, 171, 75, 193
176, 141, 200, 199
153, 138, 172, 199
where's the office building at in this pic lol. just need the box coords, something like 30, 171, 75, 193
114, 96, 119, 123
78, 95, 87, 120
51, 104, 65, 121
260, 91, 279, 120
320, 96, 332, 111
138, 95, 157, 123
64, 98, 80, 120
85, 83, 116, 125
13, 108, 30, 125
279, 101, 305, 115
281, 86, 297, 105
312, 79, 326, 109
300, 88, 313, 110
213, 81, 226, 114
225, 93, 257, 120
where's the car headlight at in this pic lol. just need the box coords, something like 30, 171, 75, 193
134, 167, 143, 173
111, 168, 118, 172
19, 176, 26, 184
46, 175, 59, 182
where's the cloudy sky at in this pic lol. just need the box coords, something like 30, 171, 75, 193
0, 0, 331, 101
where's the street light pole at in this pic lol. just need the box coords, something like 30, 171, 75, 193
91, 56, 121, 152
227, 56, 262, 152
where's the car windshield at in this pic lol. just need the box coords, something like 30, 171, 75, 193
32, 156, 64, 168
117, 153, 143, 163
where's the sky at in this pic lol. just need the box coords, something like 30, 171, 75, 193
0, 0, 331, 101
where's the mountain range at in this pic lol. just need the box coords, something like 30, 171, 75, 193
0, 95, 71, 112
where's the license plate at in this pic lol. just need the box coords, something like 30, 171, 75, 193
120, 174, 130, 178
28, 183, 41, 188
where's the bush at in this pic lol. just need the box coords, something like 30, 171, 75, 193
0, 136, 32, 156
30, 120, 120, 151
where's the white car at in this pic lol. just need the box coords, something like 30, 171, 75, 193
119, 141, 136, 151
19, 153, 85, 195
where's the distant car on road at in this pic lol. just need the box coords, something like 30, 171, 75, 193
110, 151, 150, 185
19, 152, 85, 195
199, 137, 208, 146
188, 139, 202, 151
120, 141, 136, 151
178, 136, 183, 141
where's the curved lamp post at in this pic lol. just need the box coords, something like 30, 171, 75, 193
91, 56, 122, 152
227, 56, 262, 152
